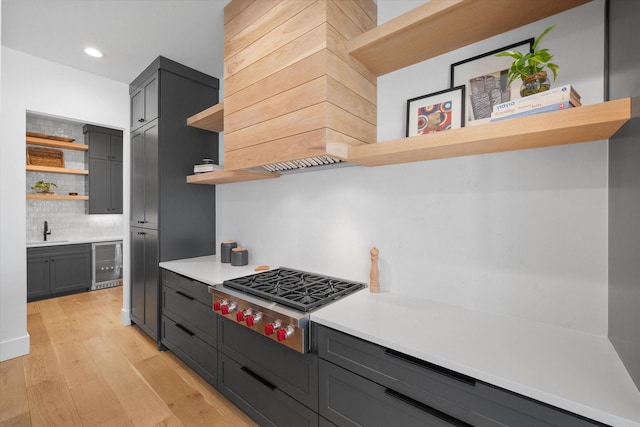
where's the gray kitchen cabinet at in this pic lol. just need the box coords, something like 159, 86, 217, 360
129, 56, 219, 342
316, 325, 605, 427
130, 228, 159, 339
130, 72, 158, 132
84, 124, 123, 214
160, 269, 218, 387
217, 317, 319, 426
27, 244, 91, 302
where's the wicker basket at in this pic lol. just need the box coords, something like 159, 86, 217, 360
26, 147, 65, 168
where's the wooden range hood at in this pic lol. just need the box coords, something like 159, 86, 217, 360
221, 0, 377, 172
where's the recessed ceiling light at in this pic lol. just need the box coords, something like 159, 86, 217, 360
84, 47, 103, 58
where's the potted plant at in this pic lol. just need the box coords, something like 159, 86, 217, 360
496, 25, 559, 97
31, 180, 58, 194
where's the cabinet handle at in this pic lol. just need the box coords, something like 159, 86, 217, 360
137, 232, 146, 235
175, 323, 194, 337
138, 118, 145, 123
175, 290, 195, 301
384, 388, 472, 427
137, 220, 146, 224
384, 349, 476, 387
241, 366, 276, 391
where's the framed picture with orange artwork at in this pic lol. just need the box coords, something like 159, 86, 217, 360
405, 85, 465, 137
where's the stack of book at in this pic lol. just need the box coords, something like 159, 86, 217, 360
490, 84, 581, 122
193, 163, 223, 174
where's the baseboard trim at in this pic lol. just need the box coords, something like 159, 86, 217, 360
0, 333, 30, 362
121, 308, 131, 326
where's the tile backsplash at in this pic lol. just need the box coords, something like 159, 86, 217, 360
25, 114, 123, 242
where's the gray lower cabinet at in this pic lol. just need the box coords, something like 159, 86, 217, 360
27, 244, 91, 302
160, 269, 218, 386
217, 317, 319, 427
316, 325, 606, 427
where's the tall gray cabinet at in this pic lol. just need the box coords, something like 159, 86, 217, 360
84, 124, 123, 214
129, 56, 219, 342
607, 0, 640, 391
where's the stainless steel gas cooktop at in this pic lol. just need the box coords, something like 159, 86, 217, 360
209, 267, 366, 353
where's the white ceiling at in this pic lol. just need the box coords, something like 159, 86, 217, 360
1, 0, 229, 85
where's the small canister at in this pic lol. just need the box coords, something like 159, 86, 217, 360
231, 247, 249, 266
220, 240, 237, 263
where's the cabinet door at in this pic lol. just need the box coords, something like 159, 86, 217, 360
144, 229, 159, 338
27, 254, 50, 301
130, 73, 158, 131
89, 157, 111, 214
49, 249, 91, 294
89, 132, 112, 160
130, 228, 159, 341
110, 135, 123, 162
110, 160, 123, 214
130, 229, 146, 327
130, 122, 158, 229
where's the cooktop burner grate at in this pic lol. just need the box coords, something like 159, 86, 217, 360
223, 267, 365, 312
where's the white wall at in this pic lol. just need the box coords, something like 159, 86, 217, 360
216, 1, 609, 335
0, 47, 129, 361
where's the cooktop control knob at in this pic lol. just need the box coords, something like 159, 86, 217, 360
236, 309, 252, 322
265, 319, 282, 335
213, 299, 227, 311
246, 312, 262, 326
277, 325, 294, 341
221, 302, 237, 315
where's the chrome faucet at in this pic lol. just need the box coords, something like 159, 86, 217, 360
44, 221, 51, 241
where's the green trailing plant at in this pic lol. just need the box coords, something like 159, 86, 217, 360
31, 180, 57, 193
496, 25, 559, 87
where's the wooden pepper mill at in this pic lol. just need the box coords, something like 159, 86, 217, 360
369, 246, 380, 293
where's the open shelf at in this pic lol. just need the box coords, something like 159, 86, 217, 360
187, 168, 279, 185
346, 0, 590, 76
26, 135, 88, 151
27, 194, 89, 201
187, 102, 224, 132
26, 165, 89, 175
326, 98, 631, 167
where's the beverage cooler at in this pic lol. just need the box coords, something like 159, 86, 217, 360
91, 241, 123, 290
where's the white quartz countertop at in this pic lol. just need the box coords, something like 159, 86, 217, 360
27, 236, 123, 248
159, 255, 264, 286
311, 291, 640, 427
157, 255, 640, 426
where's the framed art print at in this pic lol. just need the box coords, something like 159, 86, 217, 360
406, 85, 465, 137
451, 38, 534, 125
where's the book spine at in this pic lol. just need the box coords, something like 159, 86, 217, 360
491, 93, 574, 118
490, 101, 572, 122
492, 84, 579, 112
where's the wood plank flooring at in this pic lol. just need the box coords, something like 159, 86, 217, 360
0, 287, 257, 427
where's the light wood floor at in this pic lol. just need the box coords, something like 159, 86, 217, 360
0, 287, 257, 427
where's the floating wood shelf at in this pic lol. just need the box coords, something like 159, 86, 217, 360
26, 165, 89, 175
326, 98, 631, 167
187, 168, 279, 185
27, 194, 89, 201
187, 102, 224, 132
26, 135, 88, 151
346, 0, 590, 76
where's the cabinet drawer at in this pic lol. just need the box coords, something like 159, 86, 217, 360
320, 360, 480, 427
218, 352, 318, 427
161, 269, 212, 305
316, 325, 478, 410
162, 285, 217, 346
218, 317, 318, 411
161, 315, 217, 386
